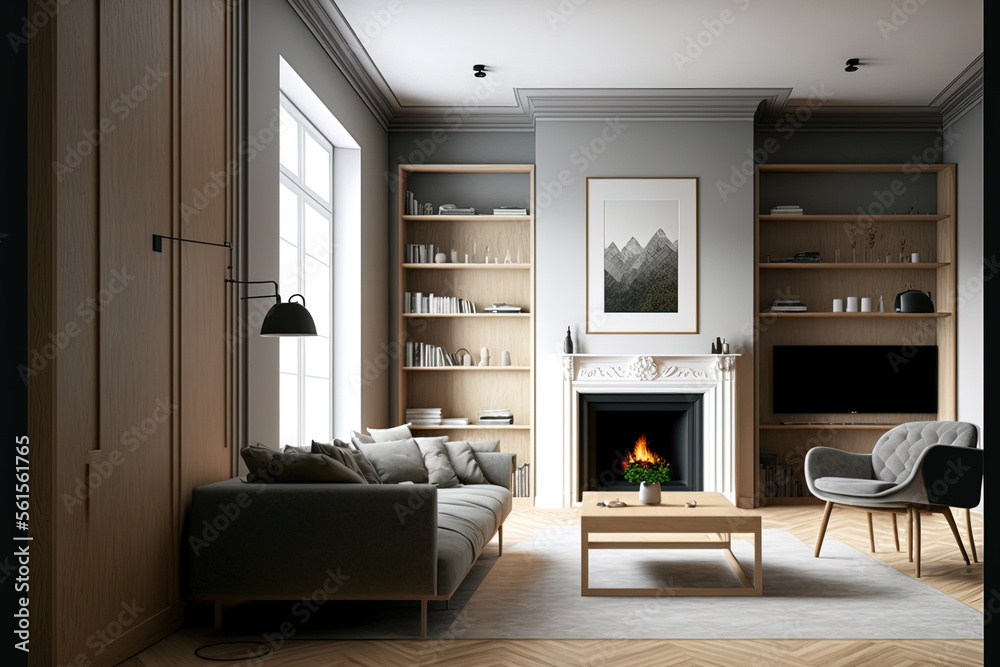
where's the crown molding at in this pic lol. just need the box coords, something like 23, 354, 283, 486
291, 1, 981, 133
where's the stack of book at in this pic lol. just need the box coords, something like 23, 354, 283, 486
493, 206, 527, 215
514, 462, 530, 498
404, 292, 477, 314
483, 303, 521, 313
770, 204, 803, 215
439, 204, 476, 215
441, 417, 469, 426
405, 191, 427, 216
404, 243, 442, 264
769, 299, 807, 312
406, 408, 442, 426
477, 409, 513, 426
405, 342, 465, 367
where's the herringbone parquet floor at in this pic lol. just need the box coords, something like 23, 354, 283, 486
123, 505, 985, 666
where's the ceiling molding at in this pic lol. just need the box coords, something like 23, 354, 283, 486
292, 0, 980, 134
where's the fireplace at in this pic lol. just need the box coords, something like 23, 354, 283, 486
557, 354, 738, 507
578, 393, 703, 501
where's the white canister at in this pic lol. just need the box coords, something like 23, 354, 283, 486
846, 297, 859, 312
832, 298, 844, 312
860, 297, 872, 312
911, 252, 920, 264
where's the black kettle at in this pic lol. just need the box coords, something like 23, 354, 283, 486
894, 288, 934, 313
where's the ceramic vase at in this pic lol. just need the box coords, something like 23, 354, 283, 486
638, 481, 661, 505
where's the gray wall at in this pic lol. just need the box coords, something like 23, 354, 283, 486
533, 119, 757, 506
247, 0, 389, 445
944, 103, 984, 461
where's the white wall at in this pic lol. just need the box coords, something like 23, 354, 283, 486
533, 119, 756, 506
944, 102, 984, 507
246, 0, 388, 447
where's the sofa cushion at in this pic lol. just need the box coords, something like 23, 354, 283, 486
350, 430, 375, 444
316, 439, 382, 485
241, 445, 366, 484
444, 441, 487, 484
467, 439, 500, 453
310, 440, 368, 480
814, 476, 898, 497
355, 438, 429, 484
367, 423, 413, 443
434, 485, 512, 595
416, 437, 461, 488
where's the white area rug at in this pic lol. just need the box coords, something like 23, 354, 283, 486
231, 528, 982, 640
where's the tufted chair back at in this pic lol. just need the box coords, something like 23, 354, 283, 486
871, 421, 979, 483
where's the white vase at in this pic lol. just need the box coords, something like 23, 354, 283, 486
638, 481, 661, 505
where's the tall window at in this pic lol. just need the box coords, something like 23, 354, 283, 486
278, 95, 332, 447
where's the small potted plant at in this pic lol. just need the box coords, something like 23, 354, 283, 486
621, 436, 671, 505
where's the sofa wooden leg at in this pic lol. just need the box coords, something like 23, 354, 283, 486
966, 508, 979, 564
867, 512, 875, 552
498, 524, 503, 557
940, 507, 970, 566
892, 512, 900, 552
814, 501, 833, 558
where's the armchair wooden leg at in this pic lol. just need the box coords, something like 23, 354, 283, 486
907, 507, 913, 563
940, 507, 970, 566
499, 524, 503, 557
892, 512, 900, 552
814, 501, 833, 558
914, 509, 921, 578
966, 508, 979, 564
867, 512, 876, 552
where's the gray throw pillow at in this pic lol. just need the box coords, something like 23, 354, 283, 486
355, 438, 429, 484
416, 437, 461, 488
366, 423, 413, 443
444, 441, 487, 484
283, 445, 310, 454
241, 444, 366, 484
350, 430, 375, 444
467, 439, 500, 453
314, 439, 381, 485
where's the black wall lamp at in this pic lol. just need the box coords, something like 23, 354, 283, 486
473, 64, 487, 78
845, 58, 860, 72
152, 234, 317, 337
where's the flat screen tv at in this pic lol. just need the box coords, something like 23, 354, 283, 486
773, 345, 938, 414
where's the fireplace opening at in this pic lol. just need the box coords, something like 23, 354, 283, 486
578, 393, 703, 501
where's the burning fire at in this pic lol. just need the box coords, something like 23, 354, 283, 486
622, 434, 667, 468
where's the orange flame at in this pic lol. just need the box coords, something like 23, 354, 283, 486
622, 434, 666, 467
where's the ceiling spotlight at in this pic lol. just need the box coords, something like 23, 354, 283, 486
845, 58, 860, 72
473, 64, 487, 78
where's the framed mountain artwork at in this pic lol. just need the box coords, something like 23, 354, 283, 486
586, 177, 698, 333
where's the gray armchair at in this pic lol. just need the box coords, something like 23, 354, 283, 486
805, 421, 983, 576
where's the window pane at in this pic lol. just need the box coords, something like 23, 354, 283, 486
279, 372, 299, 448
279, 238, 299, 302
304, 131, 331, 202
280, 106, 299, 176
280, 337, 298, 375
304, 203, 331, 266
303, 260, 329, 338
304, 335, 329, 379
280, 183, 298, 245
304, 376, 331, 442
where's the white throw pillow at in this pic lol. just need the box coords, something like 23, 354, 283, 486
366, 423, 413, 443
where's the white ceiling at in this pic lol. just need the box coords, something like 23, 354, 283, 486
330, 0, 982, 113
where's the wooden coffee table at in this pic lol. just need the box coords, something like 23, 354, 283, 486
581, 491, 762, 596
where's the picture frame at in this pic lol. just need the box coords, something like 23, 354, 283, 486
586, 177, 698, 333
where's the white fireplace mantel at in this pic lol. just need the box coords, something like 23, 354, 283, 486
560, 353, 739, 507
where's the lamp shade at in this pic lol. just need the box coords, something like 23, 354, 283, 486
260, 294, 317, 337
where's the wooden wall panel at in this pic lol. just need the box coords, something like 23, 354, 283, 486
28, 1, 233, 665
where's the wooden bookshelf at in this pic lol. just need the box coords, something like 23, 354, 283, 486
397, 164, 535, 504
753, 163, 957, 506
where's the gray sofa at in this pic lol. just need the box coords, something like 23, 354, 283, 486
187, 450, 515, 636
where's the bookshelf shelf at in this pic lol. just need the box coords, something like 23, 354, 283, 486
397, 163, 535, 503
754, 163, 957, 507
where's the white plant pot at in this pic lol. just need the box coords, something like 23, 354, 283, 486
638, 481, 661, 505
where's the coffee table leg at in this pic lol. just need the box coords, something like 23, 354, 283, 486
754, 526, 763, 595
581, 525, 590, 595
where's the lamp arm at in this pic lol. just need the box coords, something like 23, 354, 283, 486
226, 279, 281, 302
152, 234, 234, 281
